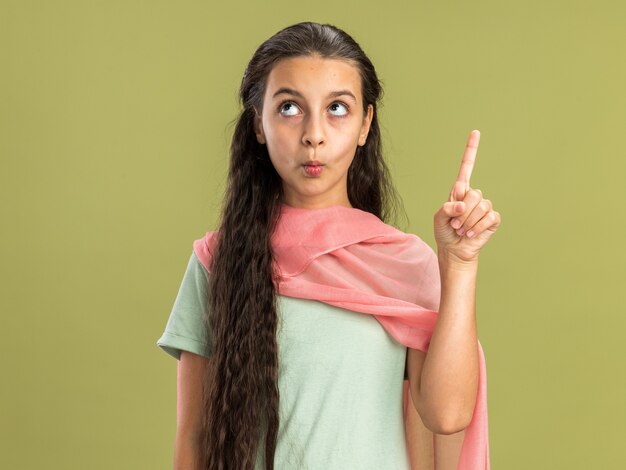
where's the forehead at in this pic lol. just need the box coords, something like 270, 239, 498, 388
265, 55, 362, 101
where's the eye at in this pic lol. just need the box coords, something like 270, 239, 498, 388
329, 102, 349, 117
278, 101, 300, 116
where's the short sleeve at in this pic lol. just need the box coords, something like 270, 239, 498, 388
156, 250, 213, 360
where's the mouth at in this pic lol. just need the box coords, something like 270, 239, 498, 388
302, 161, 325, 176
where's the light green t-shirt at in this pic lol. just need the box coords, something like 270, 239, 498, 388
157, 251, 411, 469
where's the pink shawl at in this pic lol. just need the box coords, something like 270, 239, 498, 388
193, 203, 490, 470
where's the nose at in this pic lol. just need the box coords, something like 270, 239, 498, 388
301, 112, 326, 148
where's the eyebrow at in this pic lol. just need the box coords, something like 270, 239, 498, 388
271, 87, 358, 104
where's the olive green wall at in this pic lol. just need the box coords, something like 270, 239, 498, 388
2, 1, 624, 468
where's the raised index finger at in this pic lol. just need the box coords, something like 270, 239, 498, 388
456, 129, 480, 189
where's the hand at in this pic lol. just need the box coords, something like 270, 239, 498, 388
433, 130, 501, 265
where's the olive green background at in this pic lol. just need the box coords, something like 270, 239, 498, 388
2, 1, 624, 468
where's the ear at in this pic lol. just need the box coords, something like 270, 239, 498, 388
253, 106, 266, 144
358, 104, 374, 147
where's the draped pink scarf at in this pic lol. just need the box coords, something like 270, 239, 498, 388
193, 202, 490, 470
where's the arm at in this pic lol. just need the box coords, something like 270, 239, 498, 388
407, 129, 500, 435
406, 257, 479, 435
174, 351, 213, 470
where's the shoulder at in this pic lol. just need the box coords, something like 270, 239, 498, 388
193, 231, 219, 273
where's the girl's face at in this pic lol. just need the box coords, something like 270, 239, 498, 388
253, 54, 374, 209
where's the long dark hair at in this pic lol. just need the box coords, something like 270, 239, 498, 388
201, 21, 404, 469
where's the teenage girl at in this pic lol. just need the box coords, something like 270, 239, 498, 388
157, 21, 500, 470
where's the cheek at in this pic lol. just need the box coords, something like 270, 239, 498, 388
264, 123, 296, 151
331, 129, 360, 157
263, 128, 288, 157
